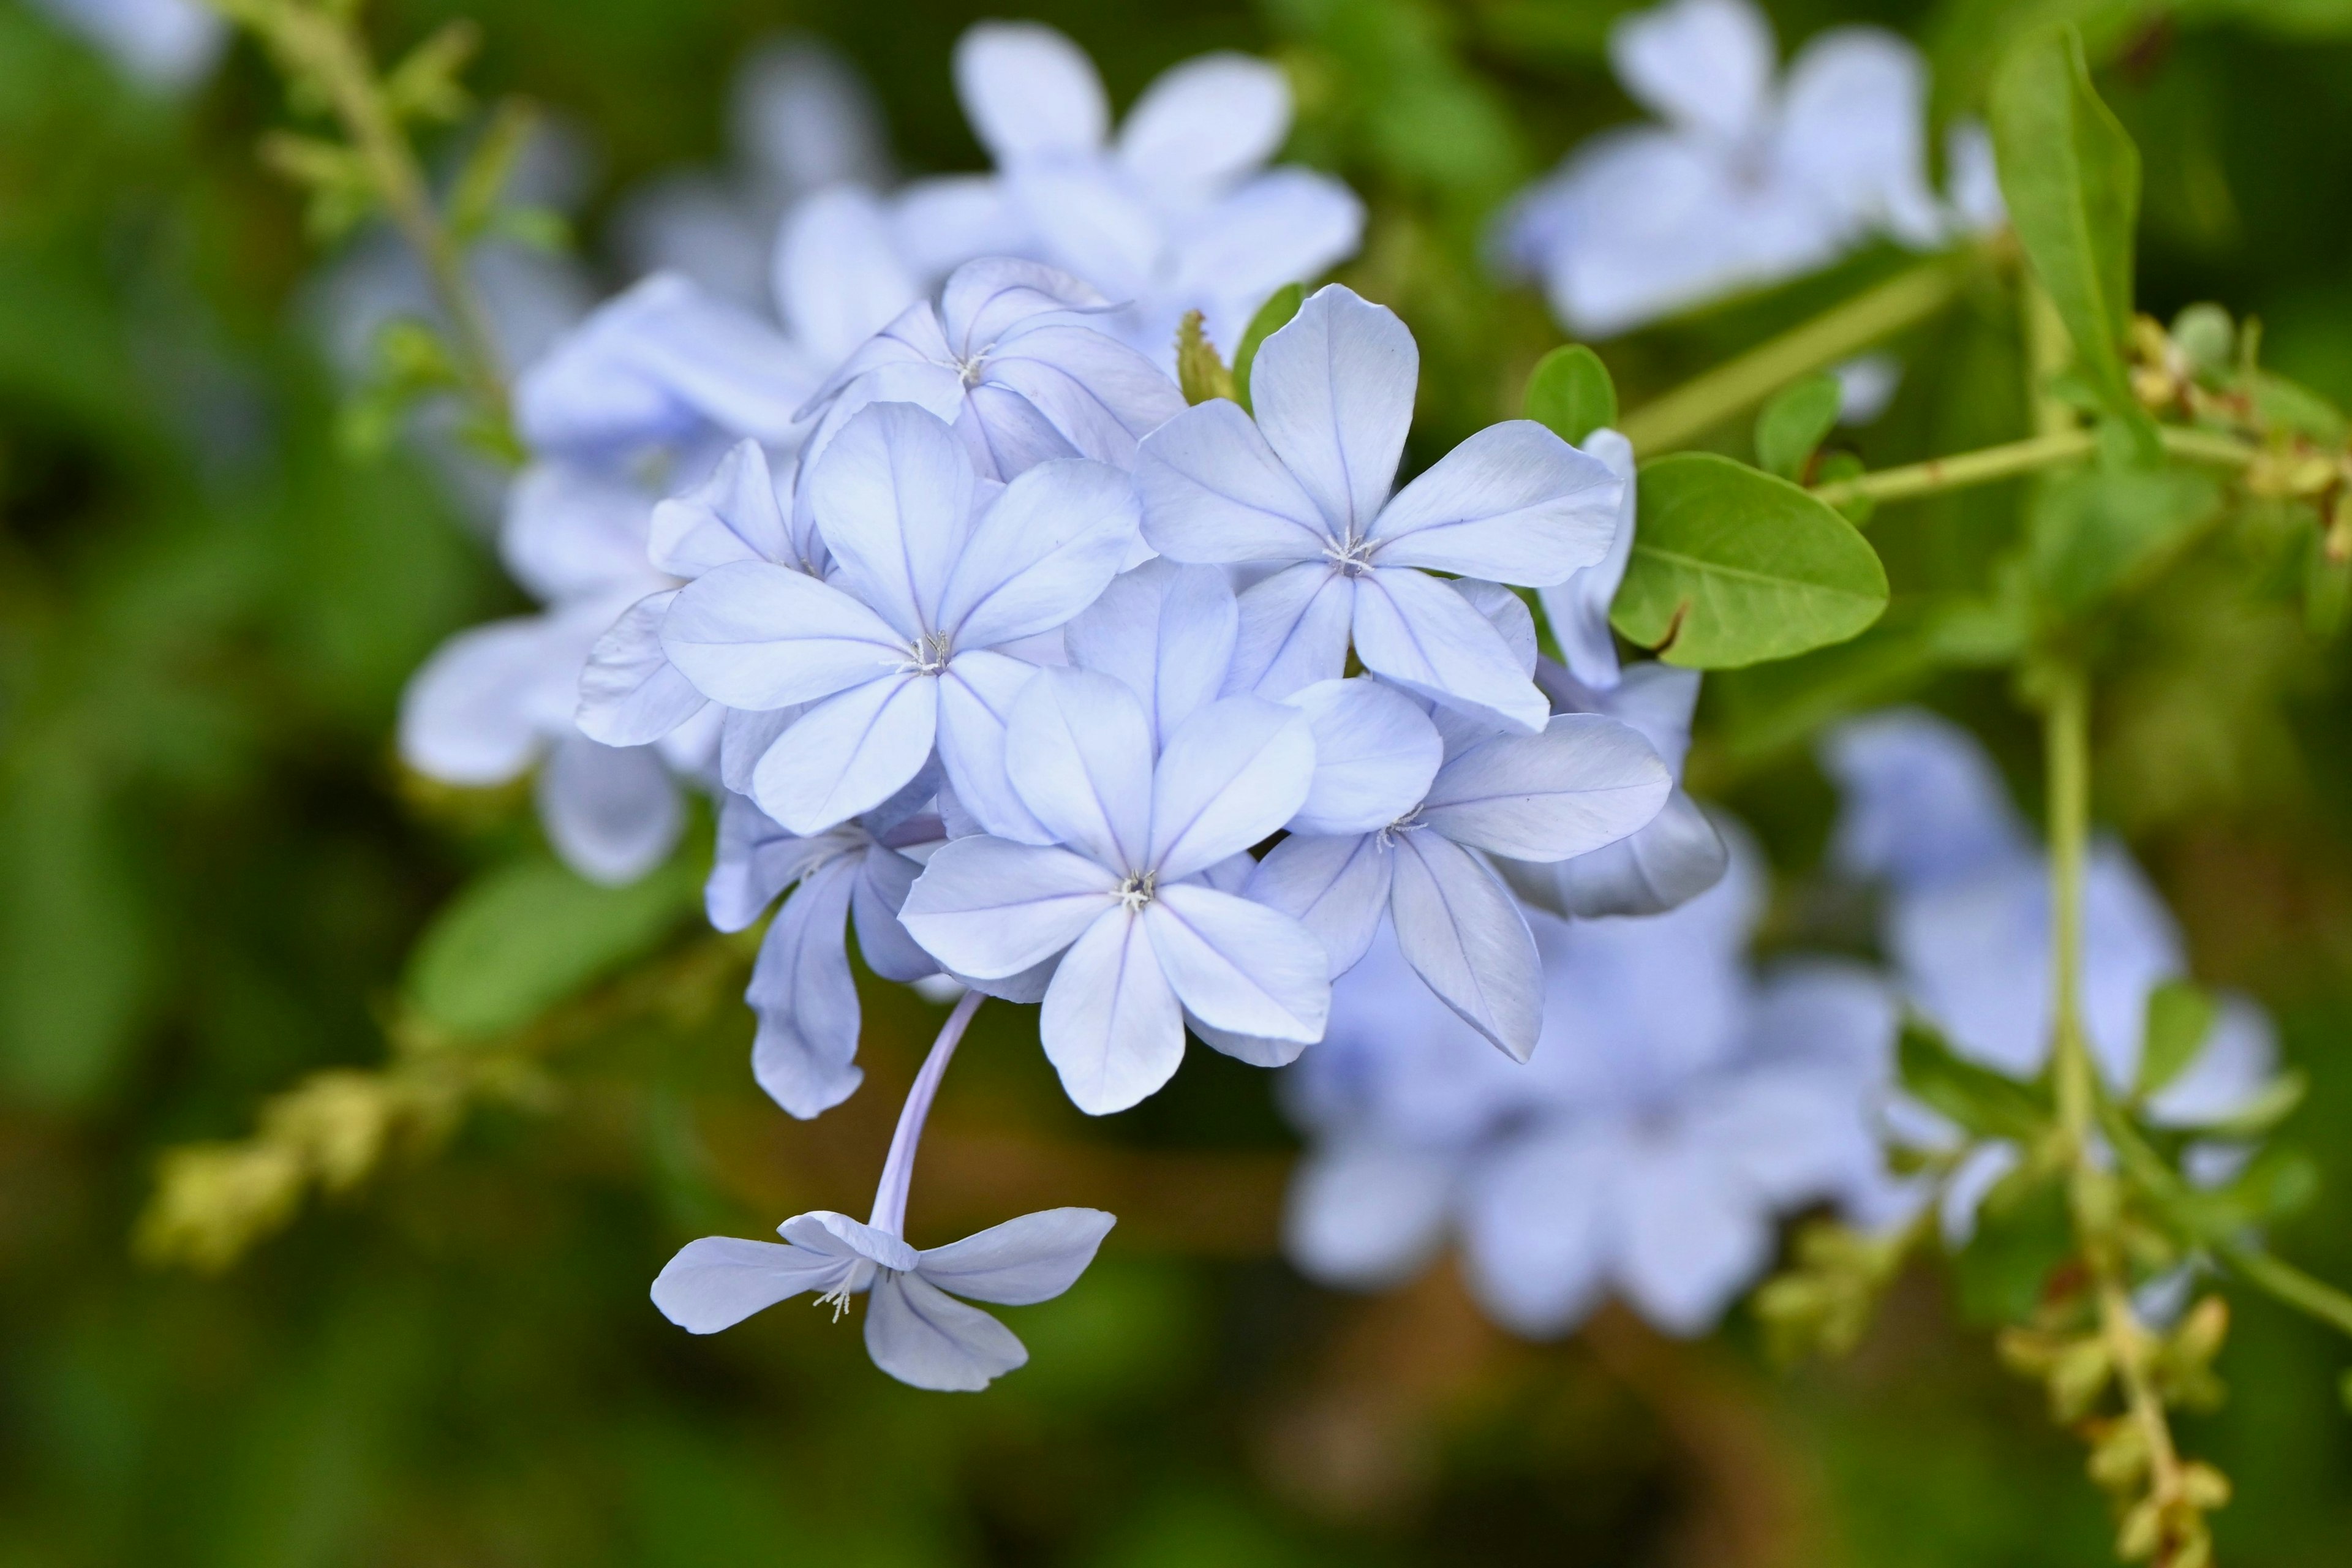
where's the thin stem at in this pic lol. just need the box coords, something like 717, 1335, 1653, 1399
1617, 257, 1969, 454
239, 0, 510, 420
868, 989, 985, 1238
1807, 426, 2258, 511
2045, 665, 2094, 1159
2217, 1240, 2352, 1339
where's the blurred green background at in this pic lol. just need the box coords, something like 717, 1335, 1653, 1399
4, 0, 2352, 1562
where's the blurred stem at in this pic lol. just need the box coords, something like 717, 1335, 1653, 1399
1809, 426, 2256, 510
2024, 277, 2076, 440
226, 0, 510, 422
2217, 1240, 2352, 1340
1618, 257, 1967, 454
868, 990, 985, 1238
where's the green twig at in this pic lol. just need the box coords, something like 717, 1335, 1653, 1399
2217, 1240, 2352, 1340
1807, 426, 2258, 510
1618, 257, 1970, 454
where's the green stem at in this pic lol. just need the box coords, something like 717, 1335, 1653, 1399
1808, 425, 2258, 510
1617, 257, 1968, 454
2217, 1240, 2352, 1340
239, 0, 510, 423
2044, 663, 2095, 1161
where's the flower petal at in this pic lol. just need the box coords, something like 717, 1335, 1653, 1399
900, 837, 1120, 979
915, 1207, 1117, 1305
1368, 421, 1620, 586
1537, 428, 1637, 689
1006, 668, 1155, 872
1284, 1142, 1455, 1289
1500, 787, 1730, 918
750, 674, 938, 835
982, 324, 1188, 467
1065, 559, 1240, 747
650, 1236, 855, 1333
1136, 399, 1332, 564
1389, 832, 1542, 1061
1615, 1134, 1773, 1336
648, 439, 798, 578
536, 734, 683, 886
500, 462, 660, 602
1243, 831, 1393, 978
1164, 171, 1366, 349
719, 704, 799, 796
1227, 562, 1354, 699
1283, 677, 1443, 836
938, 458, 1139, 648
1351, 567, 1549, 733
806, 401, 976, 642
953, 21, 1109, 164
1117, 51, 1291, 197
1610, 0, 1776, 143
662, 560, 905, 710
578, 591, 710, 747
1142, 883, 1329, 1043
398, 618, 554, 785
864, 1270, 1029, 1391
852, 845, 940, 983
782, 1210, 921, 1271
1421, 713, 1669, 861
1148, 695, 1316, 880
706, 793, 858, 932
772, 185, 925, 371
933, 650, 1051, 843
1039, 907, 1185, 1114
1461, 1129, 1614, 1337
746, 856, 865, 1117
1249, 284, 1417, 539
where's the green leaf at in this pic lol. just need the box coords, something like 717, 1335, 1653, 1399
1752, 373, 1843, 481
1954, 1173, 2074, 1326
1989, 24, 2154, 447
1898, 1019, 2052, 1142
403, 853, 701, 1039
1231, 284, 1303, 415
1610, 453, 1889, 668
2027, 467, 2222, 615
1523, 344, 1616, 445
2135, 981, 2216, 1098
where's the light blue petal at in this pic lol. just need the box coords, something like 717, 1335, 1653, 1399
1064, 559, 1240, 747
934, 650, 1053, 843
746, 857, 865, 1117
537, 734, 682, 887
719, 704, 800, 796
1006, 668, 1155, 872
750, 673, 938, 835
805, 402, 977, 643
938, 458, 1139, 648
1819, 707, 2030, 890
1226, 562, 1354, 699
852, 845, 940, 983
1536, 428, 1636, 689
705, 792, 858, 933
1284, 1142, 1455, 1289
662, 560, 906, 710
1283, 678, 1442, 837
1501, 787, 1728, 918
1148, 695, 1315, 880
1389, 832, 1542, 1061
650, 1236, 856, 1333
1248, 284, 1415, 539
1142, 884, 1329, 1042
982, 325, 1189, 469
900, 837, 1120, 979
1368, 420, 1619, 586
578, 591, 710, 747
1039, 907, 1185, 1114
1614, 1132, 1774, 1336
1351, 567, 1548, 733
1245, 832, 1393, 978
1421, 713, 1669, 862
915, 1207, 1117, 1305
864, 1270, 1029, 1391
1461, 1129, 1614, 1338
648, 439, 800, 578
1136, 399, 1330, 564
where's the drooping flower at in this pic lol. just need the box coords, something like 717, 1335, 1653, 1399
897, 21, 1364, 364
900, 666, 1329, 1114
1283, 838, 1899, 1336
654, 991, 1117, 1390
658, 402, 1140, 837
1137, 284, 1623, 731
705, 787, 945, 1117
1497, 0, 1994, 338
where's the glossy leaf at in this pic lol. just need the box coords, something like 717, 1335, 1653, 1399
1898, 1018, 2051, 1142
1232, 283, 1303, 415
2134, 979, 2215, 1098
1752, 373, 1842, 481
1523, 344, 1616, 447
1610, 453, 1889, 669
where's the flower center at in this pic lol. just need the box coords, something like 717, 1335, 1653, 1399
1377, 809, 1427, 848
815, 1279, 860, 1322
1323, 532, 1378, 578
900, 630, 954, 676
1115, 870, 1157, 912
956, 349, 992, 388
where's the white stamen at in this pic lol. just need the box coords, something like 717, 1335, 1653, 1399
1115, 870, 1156, 912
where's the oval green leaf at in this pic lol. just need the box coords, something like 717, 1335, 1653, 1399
1610, 453, 1890, 669
1524, 344, 1616, 445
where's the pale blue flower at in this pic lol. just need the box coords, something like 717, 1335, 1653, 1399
706, 787, 945, 1117
1137, 284, 1623, 731
1283, 839, 1899, 1336
1496, 0, 1987, 338
793, 256, 1188, 486
28, 0, 225, 89
902, 667, 1329, 1114
900, 21, 1365, 364
654, 991, 1116, 1390
659, 402, 1140, 837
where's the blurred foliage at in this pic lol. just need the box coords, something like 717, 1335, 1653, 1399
4, 0, 2352, 1562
